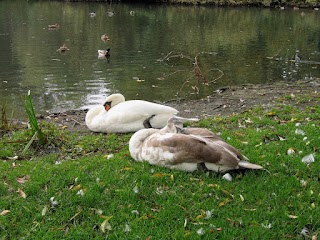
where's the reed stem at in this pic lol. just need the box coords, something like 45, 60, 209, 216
24, 90, 46, 145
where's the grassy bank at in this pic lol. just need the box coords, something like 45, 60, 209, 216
0, 93, 319, 239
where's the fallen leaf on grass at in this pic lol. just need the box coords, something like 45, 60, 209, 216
137, 214, 155, 221
196, 228, 205, 235
101, 220, 112, 233
227, 218, 243, 227
152, 173, 168, 177
300, 179, 307, 187
205, 210, 214, 219
42, 206, 48, 216
17, 176, 30, 184
239, 194, 245, 202
100, 215, 113, 220
288, 214, 298, 219
301, 227, 309, 236
244, 118, 252, 123
295, 129, 305, 136
261, 222, 272, 229
103, 154, 114, 159
76, 189, 85, 196
287, 148, 295, 155
17, 188, 26, 198
131, 210, 139, 215
152, 173, 174, 181
218, 198, 230, 207
120, 167, 134, 171
221, 189, 234, 199
207, 184, 219, 188
0, 210, 10, 216
195, 213, 204, 220
124, 223, 131, 233
133, 186, 139, 193
91, 208, 103, 215
301, 154, 315, 164
222, 173, 232, 181
266, 112, 276, 116
69, 210, 83, 222
100, 216, 113, 233
50, 197, 59, 208
184, 218, 188, 228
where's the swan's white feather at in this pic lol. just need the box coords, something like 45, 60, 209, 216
85, 94, 195, 133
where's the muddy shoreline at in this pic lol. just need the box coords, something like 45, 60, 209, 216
38, 79, 320, 133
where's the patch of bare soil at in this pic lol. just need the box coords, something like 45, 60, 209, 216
41, 80, 320, 133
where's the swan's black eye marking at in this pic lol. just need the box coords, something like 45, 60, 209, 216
104, 101, 112, 111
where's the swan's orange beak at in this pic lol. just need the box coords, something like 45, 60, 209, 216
103, 101, 112, 111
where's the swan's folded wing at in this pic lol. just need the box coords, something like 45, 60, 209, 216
145, 134, 239, 167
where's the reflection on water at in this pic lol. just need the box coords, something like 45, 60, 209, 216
0, 1, 319, 117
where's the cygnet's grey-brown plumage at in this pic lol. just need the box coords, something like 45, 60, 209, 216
129, 117, 263, 173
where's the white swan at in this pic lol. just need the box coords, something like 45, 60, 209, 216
129, 117, 263, 173
85, 94, 198, 133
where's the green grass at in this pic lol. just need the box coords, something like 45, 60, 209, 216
0, 96, 319, 239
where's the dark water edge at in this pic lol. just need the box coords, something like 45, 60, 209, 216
58, 0, 320, 8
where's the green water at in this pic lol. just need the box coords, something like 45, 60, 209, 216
0, 1, 319, 116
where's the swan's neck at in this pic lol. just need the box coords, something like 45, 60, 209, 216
106, 94, 126, 108
85, 106, 105, 130
129, 129, 158, 160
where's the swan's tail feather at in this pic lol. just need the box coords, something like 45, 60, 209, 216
238, 161, 263, 170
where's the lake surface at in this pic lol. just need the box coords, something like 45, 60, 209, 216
0, 1, 319, 117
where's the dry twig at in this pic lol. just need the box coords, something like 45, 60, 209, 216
158, 51, 224, 95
